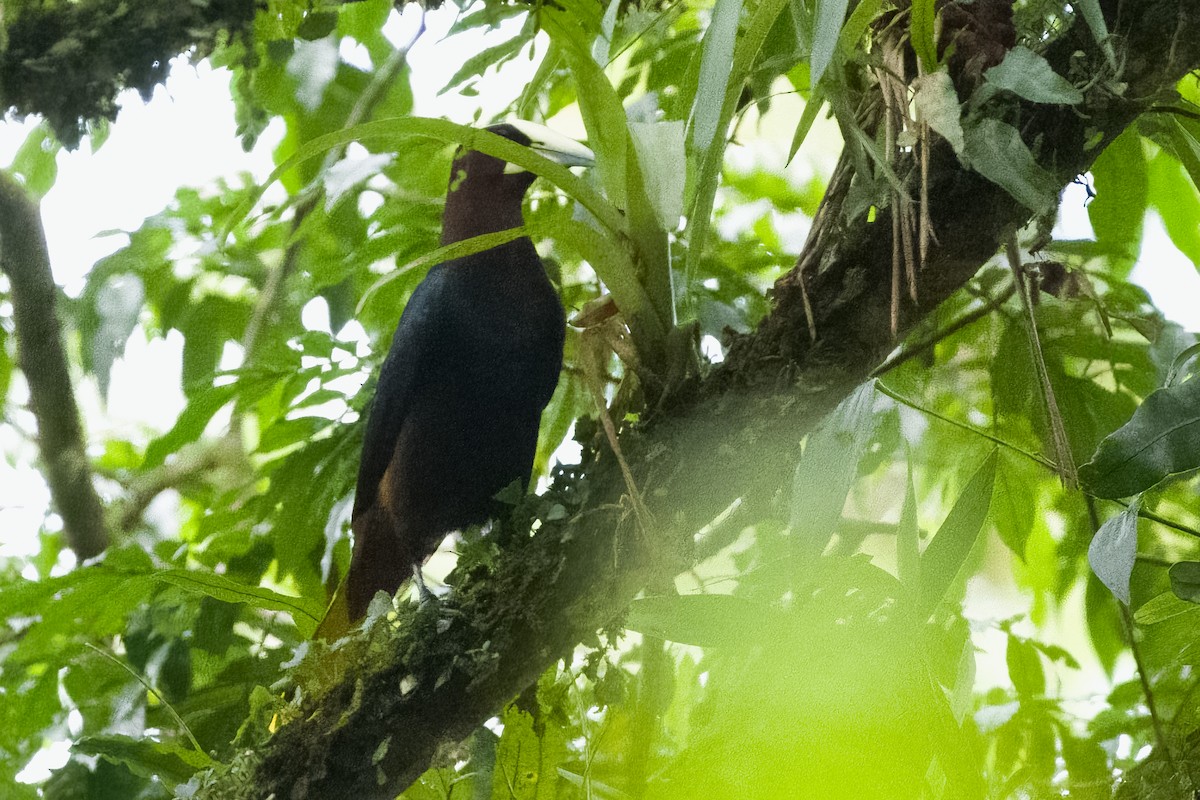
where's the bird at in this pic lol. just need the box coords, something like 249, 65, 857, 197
321, 121, 594, 633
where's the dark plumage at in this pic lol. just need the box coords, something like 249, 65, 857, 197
341, 123, 592, 623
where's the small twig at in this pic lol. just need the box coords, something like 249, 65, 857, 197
875, 382, 1059, 472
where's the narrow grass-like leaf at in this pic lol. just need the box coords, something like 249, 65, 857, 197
357, 226, 530, 315
545, 11, 630, 208
810, 0, 850, 87
154, 568, 324, 636
684, 0, 790, 305
909, 0, 938, 73
1079, 375, 1200, 498
691, 0, 742, 155
918, 450, 996, 616
897, 455, 920, 592
222, 117, 625, 245
1087, 497, 1140, 604
787, 88, 826, 165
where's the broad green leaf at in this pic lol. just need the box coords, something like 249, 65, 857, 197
143, 382, 239, 468
918, 450, 997, 616
626, 594, 781, 647
491, 705, 566, 800
984, 46, 1083, 105
1087, 498, 1141, 604
296, 11, 338, 41
962, 119, 1059, 214
912, 69, 965, 154
992, 452, 1035, 560
1006, 636, 1046, 697
75, 734, 213, 787
1148, 149, 1200, 268
691, 0, 742, 155
810, 0, 850, 87
909, 0, 938, 73
1088, 127, 1147, 263
439, 28, 530, 96
153, 569, 324, 636
9, 122, 60, 199
629, 120, 686, 230
1134, 590, 1198, 625
1079, 374, 1200, 498
1169, 562, 1200, 605
542, 216, 664, 346
790, 381, 880, 564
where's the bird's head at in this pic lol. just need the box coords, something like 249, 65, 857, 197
442, 121, 594, 244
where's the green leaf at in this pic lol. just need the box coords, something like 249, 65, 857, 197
790, 381, 880, 564
75, 734, 213, 787
1005, 636, 1046, 697
153, 569, 324, 637
1169, 562, 1200, 605
691, 0, 743, 155
225, 117, 625, 245
545, 12, 630, 209
491, 705, 565, 800
1087, 498, 1141, 605
1134, 589, 1197, 625
9, 122, 60, 199
912, 69, 965, 154
992, 452, 1035, 560
1079, 374, 1200, 498
983, 46, 1083, 105
1088, 128, 1147, 264
909, 0, 938, 73
629, 120, 686, 230
626, 594, 781, 647
357, 226, 530, 315
962, 118, 1059, 213
918, 450, 996, 616
439, 29, 530, 95
810, 0, 850, 87
787, 88, 826, 164
1148, 148, 1200, 268
296, 11, 339, 41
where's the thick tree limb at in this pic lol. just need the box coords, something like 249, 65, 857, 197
0, 171, 109, 559
195, 3, 1200, 798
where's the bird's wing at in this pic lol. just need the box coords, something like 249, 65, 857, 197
351, 266, 451, 518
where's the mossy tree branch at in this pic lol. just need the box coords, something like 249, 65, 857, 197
0, 171, 109, 559
191, 3, 1200, 799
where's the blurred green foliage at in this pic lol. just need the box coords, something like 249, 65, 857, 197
1, 0, 1200, 798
